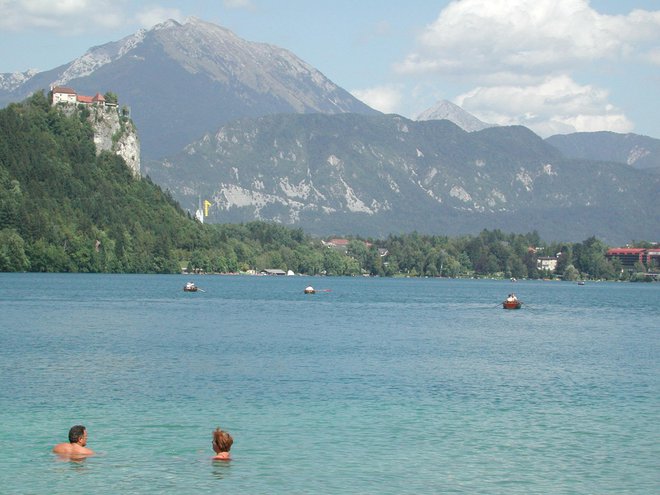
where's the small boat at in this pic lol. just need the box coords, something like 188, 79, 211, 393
183, 281, 198, 292
502, 300, 522, 309
577, 281, 585, 285
304, 286, 316, 294
502, 293, 522, 309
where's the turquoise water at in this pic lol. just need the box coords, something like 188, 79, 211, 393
0, 274, 658, 494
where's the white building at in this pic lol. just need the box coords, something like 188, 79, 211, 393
537, 256, 558, 272
51, 86, 77, 104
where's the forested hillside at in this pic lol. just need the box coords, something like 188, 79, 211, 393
0, 92, 211, 272
0, 92, 369, 274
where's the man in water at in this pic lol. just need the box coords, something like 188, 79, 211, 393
52, 425, 95, 457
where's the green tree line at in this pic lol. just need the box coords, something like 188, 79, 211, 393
0, 92, 655, 281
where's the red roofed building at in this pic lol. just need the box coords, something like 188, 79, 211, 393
323, 238, 350, 253
51, 87, 111, 107
323, 238, 373, 254
641, 248, 660, 269
327, 238, 349, 247
606, 248, 657, 269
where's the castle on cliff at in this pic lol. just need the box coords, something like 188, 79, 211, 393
49, 86, 140, 177
50, 86, 118, 108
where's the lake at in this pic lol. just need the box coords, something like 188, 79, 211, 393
0, 274, 658, 494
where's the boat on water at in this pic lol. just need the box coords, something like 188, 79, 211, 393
577, 281, 585, 285
502, 293, 522, 309
304, 286, 316, 294
183, 281, 198, 292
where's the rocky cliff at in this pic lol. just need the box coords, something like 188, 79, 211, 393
88, 106, 140, 177
59, 103, 141, 176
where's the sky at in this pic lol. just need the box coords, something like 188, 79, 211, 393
1, 0, 659, 139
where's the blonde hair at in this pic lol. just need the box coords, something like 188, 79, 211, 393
213, 427, 233, 452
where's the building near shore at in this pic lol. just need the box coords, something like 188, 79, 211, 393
606, 247, 660, 269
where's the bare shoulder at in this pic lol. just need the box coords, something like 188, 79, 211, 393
76, 446, 95, 455
52, 443, 72, 454
53, 443, 94, 456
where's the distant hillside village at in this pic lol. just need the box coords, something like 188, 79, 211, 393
539, 246, 658, 273
323, 239, 658, 275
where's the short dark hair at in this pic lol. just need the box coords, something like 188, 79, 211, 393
68, 425, 86, 443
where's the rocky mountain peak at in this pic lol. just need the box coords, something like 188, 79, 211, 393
416, 99, 494, 133
51, 29, 147, 87
0, 69, 39, 92
147, 16, 335, 99
0, 17, 377, 159
151, 18, 182, 30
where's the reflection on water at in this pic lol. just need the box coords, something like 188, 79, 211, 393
211, 458, 232, 480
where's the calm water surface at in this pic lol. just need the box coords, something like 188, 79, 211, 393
0, 274, 658, 494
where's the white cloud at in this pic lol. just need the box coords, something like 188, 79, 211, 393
0, 1, 188, 32
0, 0, 124, 31
455, 75, 633, 137
395, 0, 659, 136
397, 0, 660, 76
136, 7, 183, 29
351, 85, 402, 114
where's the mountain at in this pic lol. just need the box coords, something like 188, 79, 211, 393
0, 17, 378, 159
416, 99, 494, 132
546, 131, 660, 172
144, 113, 659, 244
3, 17, 656, 244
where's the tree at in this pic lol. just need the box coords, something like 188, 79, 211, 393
522, 250, 540, 279
443, 256, 462, 277
210, 253, 229, 273
457, 252, 473, 273
297, 249, 323, 275
343, 256, 361, 276
364, 248, 385, 276
574, 236, 612, 279
188, 250, 211, 273
0, 228, 30, 271
555, 246, 573, 275
633, 261, 647, 274
347, 240, 368, 267
563, 264, 580, 281
507, 255, 528, 279
323, 249, 346, 275
104, 92, 118, 105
